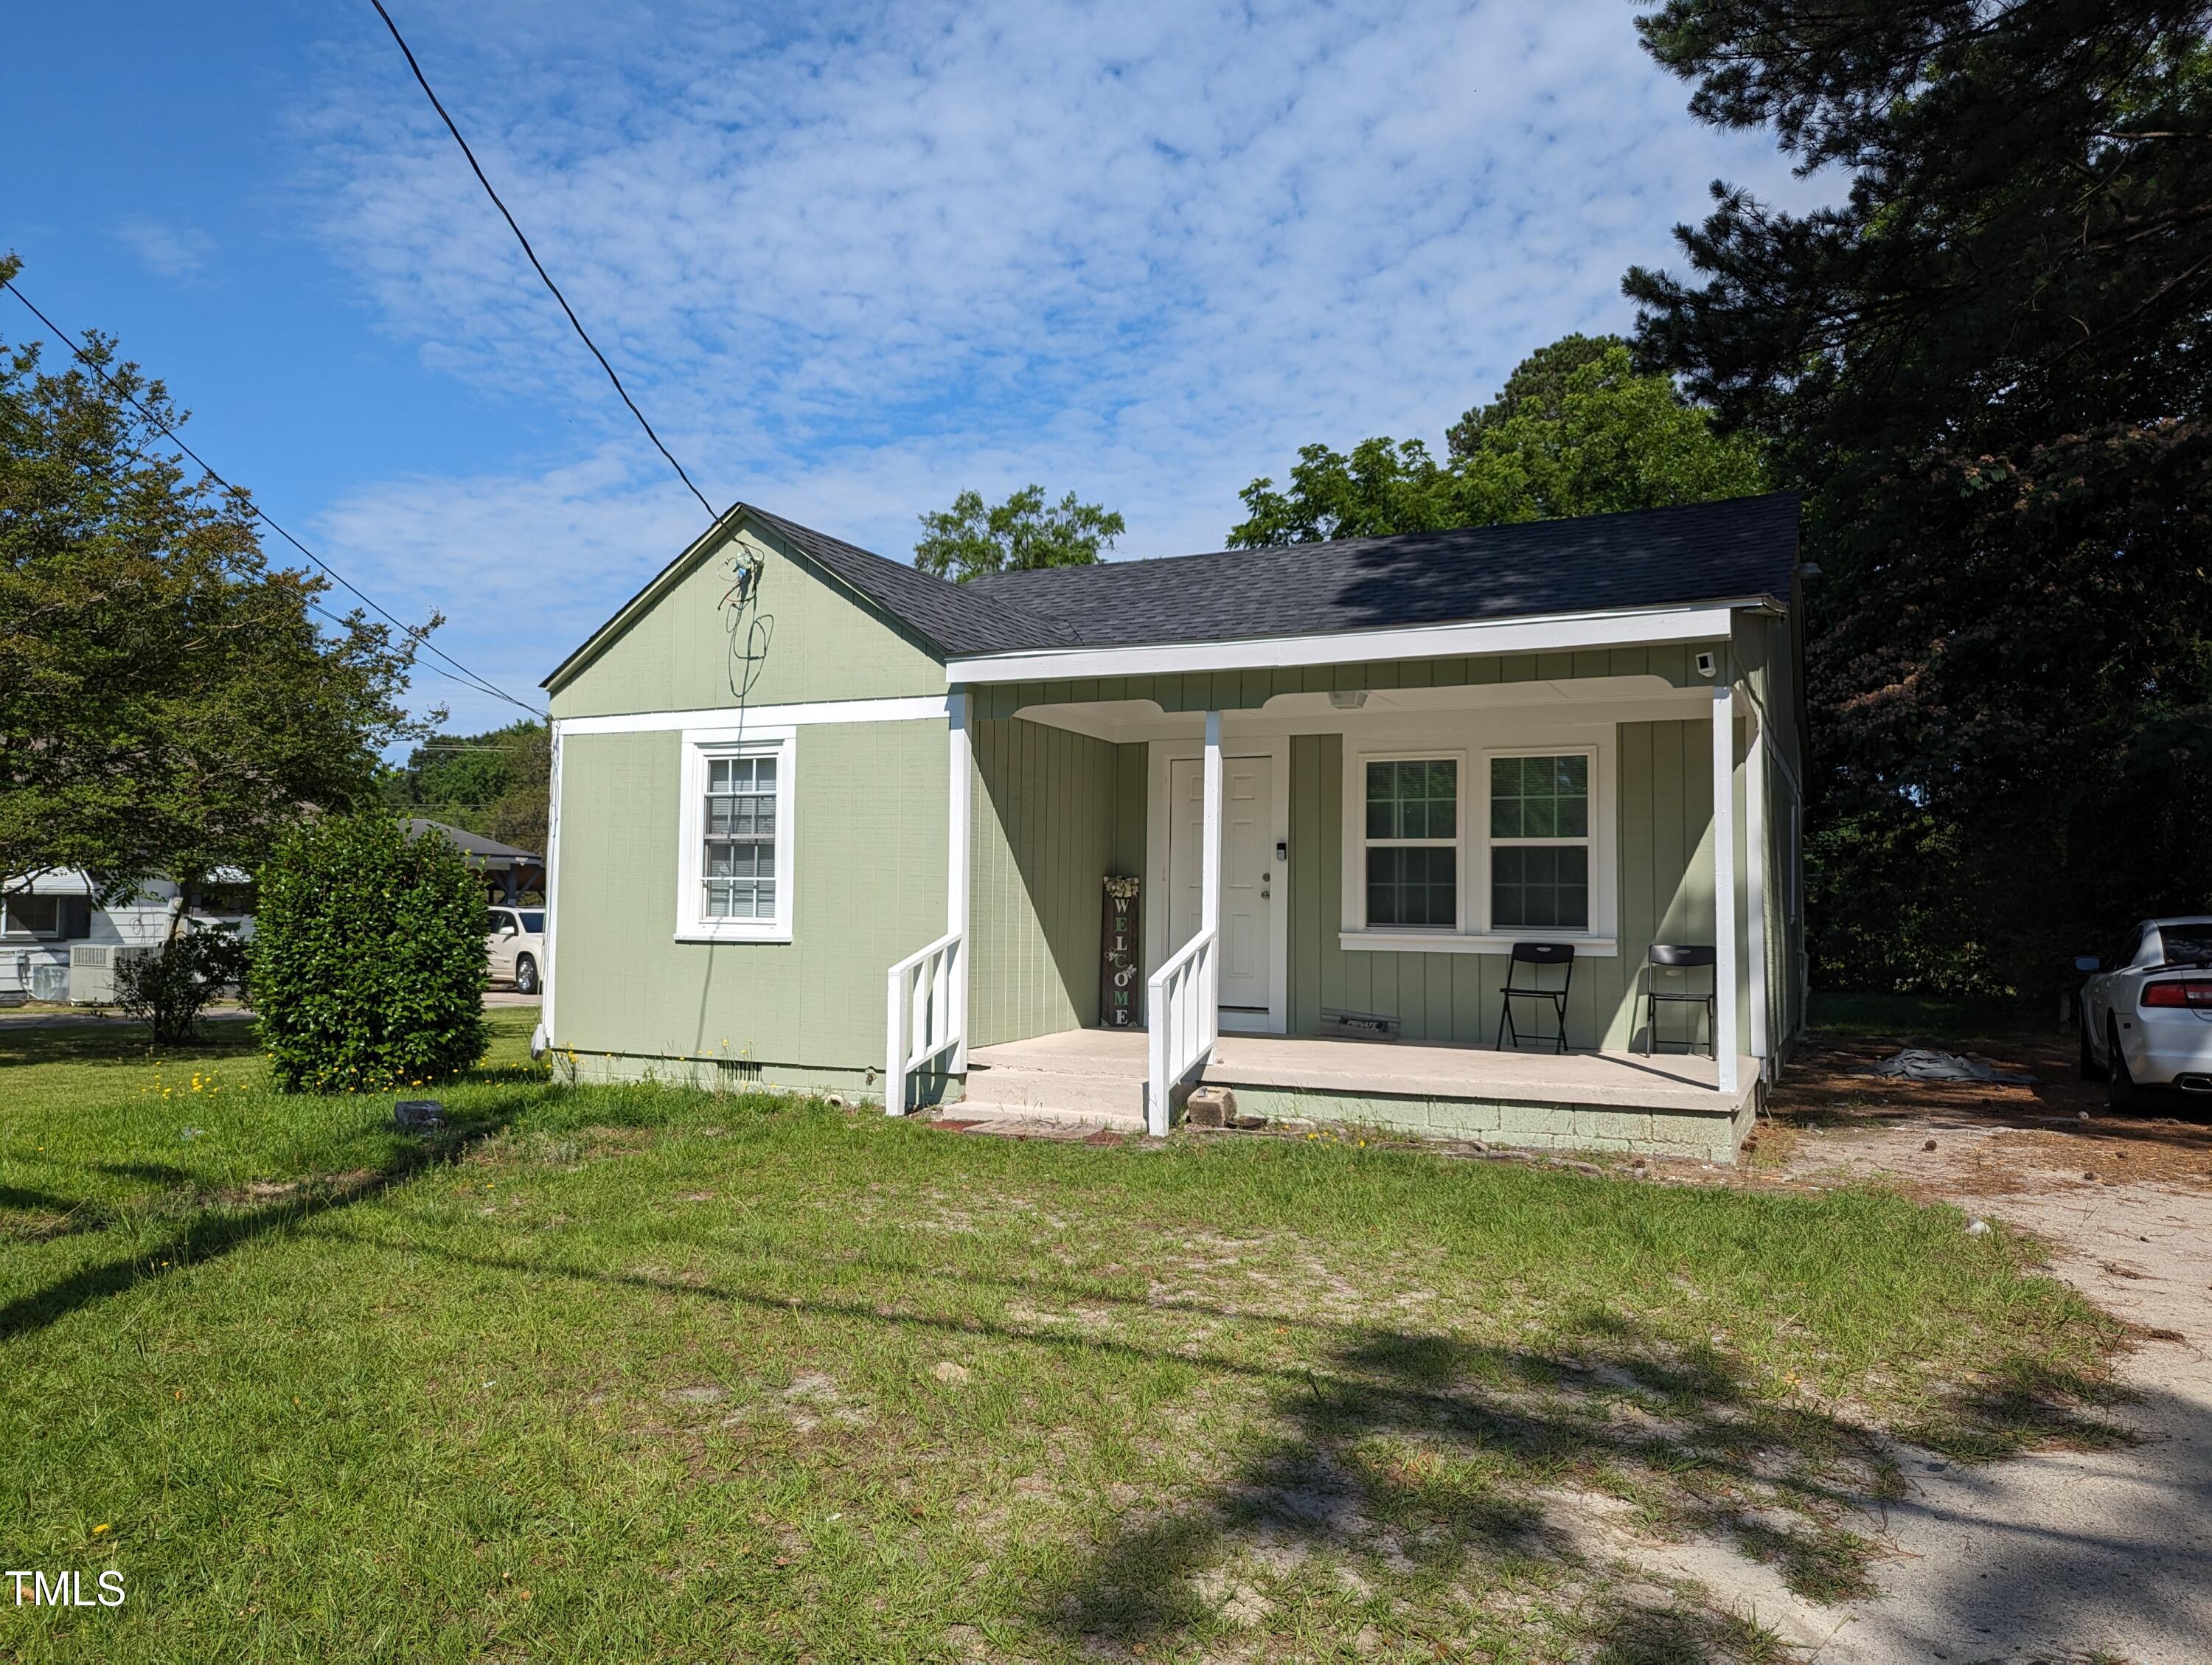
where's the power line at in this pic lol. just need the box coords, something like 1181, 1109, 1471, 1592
4, 278, 541, 719
367, 0, 719, 521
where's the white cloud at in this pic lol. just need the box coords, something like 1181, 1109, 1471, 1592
296, 0, 1833, 729
116, 215, 213, 280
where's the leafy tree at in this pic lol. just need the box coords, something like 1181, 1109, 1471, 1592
1626, 1, 2212, 992
379, 718, 549, 854
1228, 339, 1764, 546
251, 811, 487, 1094
1444, 331, 1621, 458
0, 255, 428, 906
914, 485, 1125, 582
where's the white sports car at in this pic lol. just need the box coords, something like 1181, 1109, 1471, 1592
2076, 916, 2212, 1107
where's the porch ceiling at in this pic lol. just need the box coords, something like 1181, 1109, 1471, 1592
1014, 674, 1716, 745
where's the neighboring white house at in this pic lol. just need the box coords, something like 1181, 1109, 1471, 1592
1, 869, 254, 1004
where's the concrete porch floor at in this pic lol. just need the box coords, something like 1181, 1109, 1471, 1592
956, 1026, 1761, 1158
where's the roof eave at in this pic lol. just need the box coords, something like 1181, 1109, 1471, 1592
944, 597, 1776, 685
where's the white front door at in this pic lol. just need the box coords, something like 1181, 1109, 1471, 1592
1167, 754, 1275, 1017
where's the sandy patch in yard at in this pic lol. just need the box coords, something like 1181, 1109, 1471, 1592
1674, 1035, 2212, 1664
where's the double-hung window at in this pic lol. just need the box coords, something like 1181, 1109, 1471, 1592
703, 757, 778, 920
678, 729, 794, 941
1486, 753, 1591, 932
1363, 757, 1461, 929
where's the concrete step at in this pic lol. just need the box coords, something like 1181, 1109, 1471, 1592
955, 1063, 1147, 1127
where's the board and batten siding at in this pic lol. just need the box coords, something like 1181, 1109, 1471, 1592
1287, 721, 1736, 1052
551, 720, 947, 1089
967, 717, 1147, 1047
548, 526, 946, 721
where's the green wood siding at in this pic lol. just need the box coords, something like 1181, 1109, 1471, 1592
1287, 722, 1724, 1051
967, 718, 1142, 1046
552, 722, 947, 1073
549, 527, 946, 720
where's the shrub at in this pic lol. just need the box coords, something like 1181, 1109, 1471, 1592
114, 928, 248, 1045
251, 813, 489, 1093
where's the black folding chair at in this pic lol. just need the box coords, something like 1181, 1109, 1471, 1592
1495, 942, 1575, 1053
1642, 944, 1717, 1057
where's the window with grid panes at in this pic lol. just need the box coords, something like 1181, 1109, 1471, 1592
1487, 754, 1590, 931
1364, 758, 1458, 928
702, 756, 777, 920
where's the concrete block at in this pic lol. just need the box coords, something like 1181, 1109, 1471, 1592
1495, 1101, 1571, 1139
1183, 1086, 1237, 1128
1570, 1108, 1654, 1144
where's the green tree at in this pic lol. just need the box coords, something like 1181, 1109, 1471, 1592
1228, 339, 1764, 547
0, 256, 427, 904
379, 718, 549, 853
1444, 331, 1620, 458
1626, 1, 2212, 993
914, 485, 1125, 582
251, 812, 487, 1094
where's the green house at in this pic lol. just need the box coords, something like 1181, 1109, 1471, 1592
538, 493, 1806, 1162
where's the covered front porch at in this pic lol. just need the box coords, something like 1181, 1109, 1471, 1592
958, 1026, 1760, 1161
883, 605, 1800, 1162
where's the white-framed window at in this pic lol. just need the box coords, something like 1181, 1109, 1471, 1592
1360, 753, 1464, 931
1482, 750, 1593, 934
1341, 728, 1615, 953
676, 726, 795, 942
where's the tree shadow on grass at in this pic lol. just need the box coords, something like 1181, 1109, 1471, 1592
0, 1091, 531, 1342
317, 1220, 2146, 1657
0, 1020, 262, 1068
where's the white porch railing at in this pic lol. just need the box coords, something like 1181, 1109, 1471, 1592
1145, 927, 1217, 1136
886, 929, 964, 1114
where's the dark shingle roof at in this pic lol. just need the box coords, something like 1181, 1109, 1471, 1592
743, 506, 1078, 655
550, 493, 1801, 687
960, 493, 1801, 651
405, 819, 541, 864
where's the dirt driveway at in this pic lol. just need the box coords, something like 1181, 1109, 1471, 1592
1710, 1033, 2212, 1664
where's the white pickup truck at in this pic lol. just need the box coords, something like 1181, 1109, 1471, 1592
487, 907, 545, 995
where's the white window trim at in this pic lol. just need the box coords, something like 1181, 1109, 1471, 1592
676, 724, 796, 943
1340, 725, 1617, 956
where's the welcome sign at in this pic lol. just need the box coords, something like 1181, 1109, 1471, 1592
1100, 876, 1141, 1029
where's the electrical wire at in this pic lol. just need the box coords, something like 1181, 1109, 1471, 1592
4, 278, 542, 719
366, 0, 719, 521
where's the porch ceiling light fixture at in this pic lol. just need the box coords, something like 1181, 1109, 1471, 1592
1328, 689, 1368, 710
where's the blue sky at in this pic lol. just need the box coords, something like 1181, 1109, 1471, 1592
4, 1, 1822, 734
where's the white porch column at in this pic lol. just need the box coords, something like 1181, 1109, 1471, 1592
947, 689, 973, 1073
1202, 708, 1224, 1057
1745, 709, 1768, 1076
1711, 682, 1739, 1094
1201, 709, 1223, 935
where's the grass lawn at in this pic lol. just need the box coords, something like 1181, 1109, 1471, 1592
1, 1011, 2121, 1664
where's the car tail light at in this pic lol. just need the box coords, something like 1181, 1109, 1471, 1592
2140, 979, 2212, 1009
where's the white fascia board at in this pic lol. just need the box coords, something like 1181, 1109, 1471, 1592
945, 602, 1751, 686
557, 693, 950, 737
